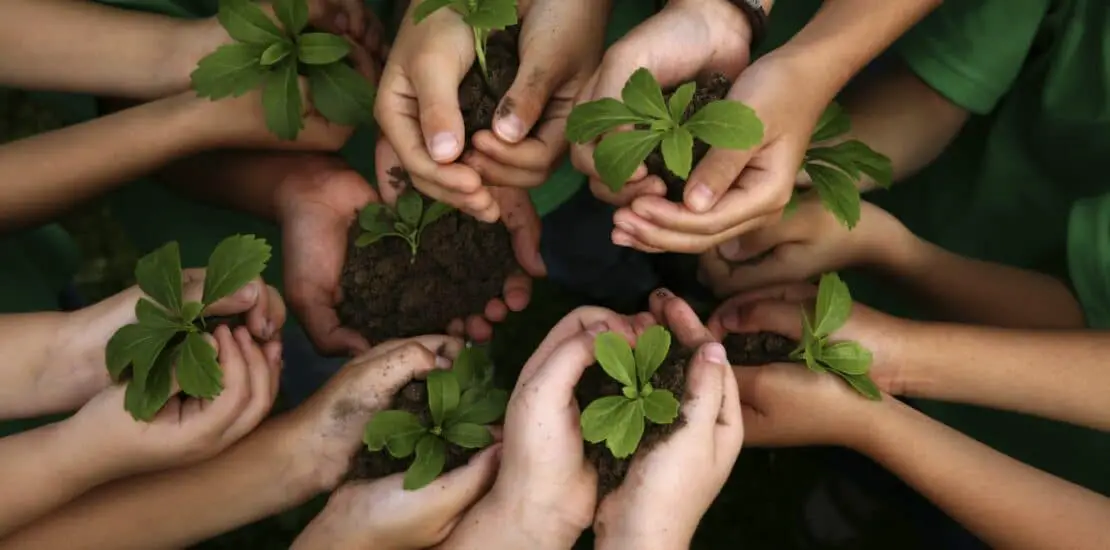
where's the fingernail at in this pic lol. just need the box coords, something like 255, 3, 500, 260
719, 239, 744, 260
700, 342, 729, 366
687, 183, 715, 213
585, 322, 608, 336
654, 288, 673, 299
612, 233, 632, 247
495, 113, 524, 142
435, 355, 452, 369
615, 222, 635, 234
429, 133, 459, 161
237, 282, 259, 303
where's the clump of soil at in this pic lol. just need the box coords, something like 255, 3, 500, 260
575, 347, 690, 498
349, 380, 475, 480
724, 333, 797, 366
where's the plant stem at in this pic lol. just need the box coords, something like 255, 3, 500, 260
473, 27, 490, 83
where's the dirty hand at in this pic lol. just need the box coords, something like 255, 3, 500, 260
699, 196, 913, 297
571, 0, 753, 207
708, 283, 909, 394
463, 0, 610, 191
594, 341, 743, 550
291, 446, 501, 550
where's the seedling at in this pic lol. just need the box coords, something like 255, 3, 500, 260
354, 188, 454, 260
580, 326, 682, 459
105, 235, 271, 421
191, 0, 377, 140
565, 68, 764, 192
788, 272, 881, 400
413, 0, 518, 81
363, 346, 508, 490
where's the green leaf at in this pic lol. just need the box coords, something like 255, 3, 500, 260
202, 235, 271, 307
803, 342, 826, 373
403, 434, 447, 490
426, 370, 460, 427
297, 33, 351, 65
217, 0, 284, 45
135, 298, 184, 330
838, 140, 893, 189
421, 201, 454, 229
606, 400, 646, 459
190, 43, 268, 100
273, 0, 308, 35
176, 332, 222, 399
806, 162, 861, 229
363, 410, 426, 452
594, 130, 664, 192
621, 68, 669, 121
123, 342, 179, 422
812, 102, 851, 143
452, 346, 492, 391
634, 325, 671, 386
836, 371, 882, 401
452, 388, 508, 425
181, 301, 204, 324
262, 58, 303, 140
813, 272, 852, 338
821, 341, 872, 375
443, 423, 493, 449
414, 0, 455, 22
660, 127, 694, 180
594, 331, 636, 387
134, 242, 183, 314
684, 100, 764, 150
805, 146, 860, 180
463, 0, 518, 30
260, 40, 292, 66
396, 190, 424, 227
307, 62, 376, 127
667, 82, 696, 122
105, 323, 177, 382
580, 395, 629, 443
642, 389, 680, 425
359, 203, 394, 233
564, 98, 647, 143
355, 232, 384, 247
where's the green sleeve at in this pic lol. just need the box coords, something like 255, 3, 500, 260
896, 0, 1051, 114
1068, 194, 1110, 329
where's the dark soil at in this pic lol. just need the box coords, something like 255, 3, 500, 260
575, 347, 690, 498
723, 333, 797, 366
459, 26, 521, 142
349, 380, 475, 480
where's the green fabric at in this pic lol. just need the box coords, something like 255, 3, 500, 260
1068, 194, 1110, 329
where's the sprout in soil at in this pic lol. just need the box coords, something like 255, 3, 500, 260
413, 0, 518, 82
354, 188, 455, 261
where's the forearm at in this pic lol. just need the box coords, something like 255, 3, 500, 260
0, 1, 221, 99
859, 400, 1110, 550
0, 416, 320, 550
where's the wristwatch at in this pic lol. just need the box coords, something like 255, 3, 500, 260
725, 0, 769, 50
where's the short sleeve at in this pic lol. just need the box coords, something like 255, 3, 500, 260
896, 0, 1051, 114
1067, 194, 1110, 329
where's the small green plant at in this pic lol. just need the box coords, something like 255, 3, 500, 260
363, 346, 508, 490
788, 272, 881, 400
354, 188, 454, 260
413, 0, 518, 80
580, 326, 682, 459
106, 235, 271, 421
190, 0, 377, 140
565, 68, 764, 192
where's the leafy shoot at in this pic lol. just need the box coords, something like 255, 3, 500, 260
413, 0, 518, 81
355, 188, 454, 261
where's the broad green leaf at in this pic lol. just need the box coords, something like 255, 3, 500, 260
260, 40, 292, 66
181, 301, 204, 324
838, 140, 893, 189
564, 99, 647, 143
667, 82, 696, 122
836, 371, 882, 401
805, 146, 860, 180
394, 222, 413, 235
262, 58, 303, 140
176, 332, 222, 399
105, 323, 171, 381
202, 235, 271, 307
421, 201, 454, 229
403, 434, 447, 490
414, 0, 454, 22
452, 388, 508, 425
355, 232, 385, 247
308, 62, 376, 127
806, 162, 861, 229
660, 127, 693, 180
297, 33, 351, 65
124, 342, 178, 422
634, 325, 671, 386
813, 272, 852, 338
621, 68, 669, 121
821, 341, 872, 375
685, 100, 764, 150
386, 427, 427, 458
364, 410, 425, 451
642, 389, 680, 425
190, 43, 268, 99
594, 331, 636, 387
443, 423, 493, 448
135, 298, 184, 330
452, 346, 492, 391
606, 400, 646, 459
217, 0, 284, 45
359, 203, 394, 233
594, 130, 663, 192
427, 370, 460, 427
580, 395, 629, 443
396, 190, 424, 228
135, 241, 183, 314
463, 0, 518, 30
812, 102, 851, 143
273, 0, 308, 35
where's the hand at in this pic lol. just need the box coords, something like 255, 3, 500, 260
707, 283, 910, 395
291, 446, 501, 550
571, 0, 753, 207
699, 196, 914, 297
594, 341, 743, 550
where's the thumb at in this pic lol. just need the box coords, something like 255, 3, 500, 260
493, 59, 560, 143
204, 278, 265, 318
411, 58, 467, 163
422, 443, 502, 515
684, 146, 753, 213
680, 343, 729, 428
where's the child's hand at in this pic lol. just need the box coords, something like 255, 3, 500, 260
70, 325, 282, 477
594, 342, 744, 550
698, 195, 913, 297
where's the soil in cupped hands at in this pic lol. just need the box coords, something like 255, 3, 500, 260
724, 332, 797, 366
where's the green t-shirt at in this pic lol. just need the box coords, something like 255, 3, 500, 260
1068, 193, 1110, 329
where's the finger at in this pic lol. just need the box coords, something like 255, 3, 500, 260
465, 314, 494, 343
516, 329, 602, 408
684, 146, 755, 213
611, 227, 665, 253
225, 327, 276, 439
341, 0, 366, 38
471, 127, 564, 173
242, 280, 272, 341
410, 57, 466, 163
463, 150, 547, 188
352, 336, 464, 367
707, 283, 816, 339
194, 277, 261, 318
420, 443, 501, 517
375, 136, 405, 205
647, 288, 716, 348
589, 174, 665, 208
501, 273, 532, 313
263, 340, 283, 400
491, 187, 546, 276
713, 299, 807, 342
413, 174, 499, 223
716, 361, 744, 464
483, 298, 509, 323
615, 207, 781, 254
681, 343, 729, 429
207, 326, 251, 426
447, 318, 465, 338
263, 285, 287, 339
631, 312, 657, 336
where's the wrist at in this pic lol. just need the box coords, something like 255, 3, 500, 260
166, 17, 231, 95
595, 519, 691, 550
456, 490, 586, 550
